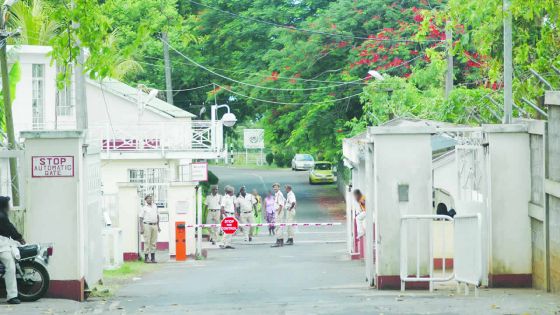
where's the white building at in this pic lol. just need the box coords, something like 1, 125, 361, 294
7, 45, 226, 265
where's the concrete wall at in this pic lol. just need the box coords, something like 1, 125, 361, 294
370, 127, 433, 289
545, 91, 560, 292
485, 126, 532, 287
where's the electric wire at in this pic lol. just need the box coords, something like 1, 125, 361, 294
187, 0, 443, 43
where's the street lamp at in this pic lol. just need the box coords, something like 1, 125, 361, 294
211, 104, 237, 127
368, 70, 384, 81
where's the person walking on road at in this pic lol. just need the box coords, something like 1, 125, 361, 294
284, 185, 297, 245
236, 186, 257, 242
264, 191, 275, 235
0, 196, 25, 305
220, 185, 236, 249
271, 183, 286, 247
252, 189, 262, 236
205, 185, 222, 245
139, 195, 160, 263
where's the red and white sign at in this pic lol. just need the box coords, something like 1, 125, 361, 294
190, 162, 208, 182
32, 156, 74, 178
221, 216, 238, 235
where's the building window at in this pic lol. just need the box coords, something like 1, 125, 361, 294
128, 168, 169, 207
56, 65, 75, 117
32, 64, 45, 129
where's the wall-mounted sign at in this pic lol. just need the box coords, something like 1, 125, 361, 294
176, 201, 189, 214
191, 162, 208, 182
32, 156, 74, 178
243, 129, 264, 149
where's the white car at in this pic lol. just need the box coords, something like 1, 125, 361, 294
291, 154, 315, 171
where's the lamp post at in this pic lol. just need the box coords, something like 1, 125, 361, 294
195, 104, 236, 257
0, 0, 20, 206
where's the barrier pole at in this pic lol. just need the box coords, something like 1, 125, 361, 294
196, 185, 202, 257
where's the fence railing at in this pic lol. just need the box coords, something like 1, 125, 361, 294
400, 214, 455, 291
400, 213, 482, 294
86, 120, 223, 154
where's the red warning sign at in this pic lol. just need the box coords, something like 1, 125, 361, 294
221, 217, 238, 235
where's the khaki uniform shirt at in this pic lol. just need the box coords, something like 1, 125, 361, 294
274, 191, 286, 211
286, 191, 297, 211
139, 203, 159, 223
221, 194, 236, 215
236, 194, 256, 213
205, 193, 222, 210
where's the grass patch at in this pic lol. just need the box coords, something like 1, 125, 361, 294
89, 261, 159, 298
103, 261, 157, 279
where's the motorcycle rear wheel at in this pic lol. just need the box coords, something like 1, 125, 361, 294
17, 261, 50, 302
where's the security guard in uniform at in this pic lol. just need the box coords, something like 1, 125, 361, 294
271, 183, 286, 247
284, 185, 297, 245
236, 186, 257, 242
220, 185, 236, 249
205, 185, 222, 245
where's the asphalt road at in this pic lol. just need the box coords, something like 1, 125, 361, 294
8, 167, 560, 314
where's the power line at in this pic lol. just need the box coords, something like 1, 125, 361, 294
187, 0, 442, 43
163, 38, 369, 91
139, 57, 367, 85
213, 83, 363, 106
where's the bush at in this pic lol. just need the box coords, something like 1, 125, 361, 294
200, 170, 219, 195
266, 153, 274, 165
275, 152, 286, 167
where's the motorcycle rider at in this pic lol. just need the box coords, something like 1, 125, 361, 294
0, 196, 25, 304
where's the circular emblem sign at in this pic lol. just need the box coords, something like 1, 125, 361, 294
221, 217, 239, 235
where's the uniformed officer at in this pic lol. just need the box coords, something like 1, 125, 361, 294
220, 185, 236, 249
271, 183, 286, 247
236, 186, 257, 242
205, 185, 222, 245
139, 195, 160, 263
284, 185, 297, 245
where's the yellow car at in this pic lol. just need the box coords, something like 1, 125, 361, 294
309, 162, 337, 184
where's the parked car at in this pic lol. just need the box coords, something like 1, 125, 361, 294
291, 154, 315, 171
309, 161, 337, 184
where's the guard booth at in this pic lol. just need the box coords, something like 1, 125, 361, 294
347, 120, 534, 290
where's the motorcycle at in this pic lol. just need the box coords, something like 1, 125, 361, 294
0, 244, 53, 302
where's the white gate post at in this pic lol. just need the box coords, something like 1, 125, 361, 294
22, 130, 100, 301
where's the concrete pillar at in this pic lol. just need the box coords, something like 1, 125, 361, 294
117, 183, 140, 261
545, 91, 560, 292
22, 130, 88, 301
167, 182, 196, 257
484, 124, 532, 287
369, 126, 434, 289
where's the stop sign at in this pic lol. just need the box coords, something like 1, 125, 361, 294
221, 216, 238, 235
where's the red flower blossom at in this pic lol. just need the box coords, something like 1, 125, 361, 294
338, 41, 348, 48
414, 14, 424, 22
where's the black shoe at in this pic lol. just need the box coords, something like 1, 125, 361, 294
7, 298, 21, 305
144, 254, 150, 263
271, 239, 284, 248
211, 241, 216, 245
249, 237, 252, 242
225, 245, 235, 249
285, 238, 294, 246
150, 253, 157, 263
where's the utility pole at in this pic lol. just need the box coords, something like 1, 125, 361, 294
445, 21, 453, 99
0, 1, 20, 206
162, 32, 174, 105
503, 0, 513, 124
71, 0, 88, 131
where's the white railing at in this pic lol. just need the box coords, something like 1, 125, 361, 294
87, 120, 222, 154
400, 213, 482, 295
400, 214, 455, 292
